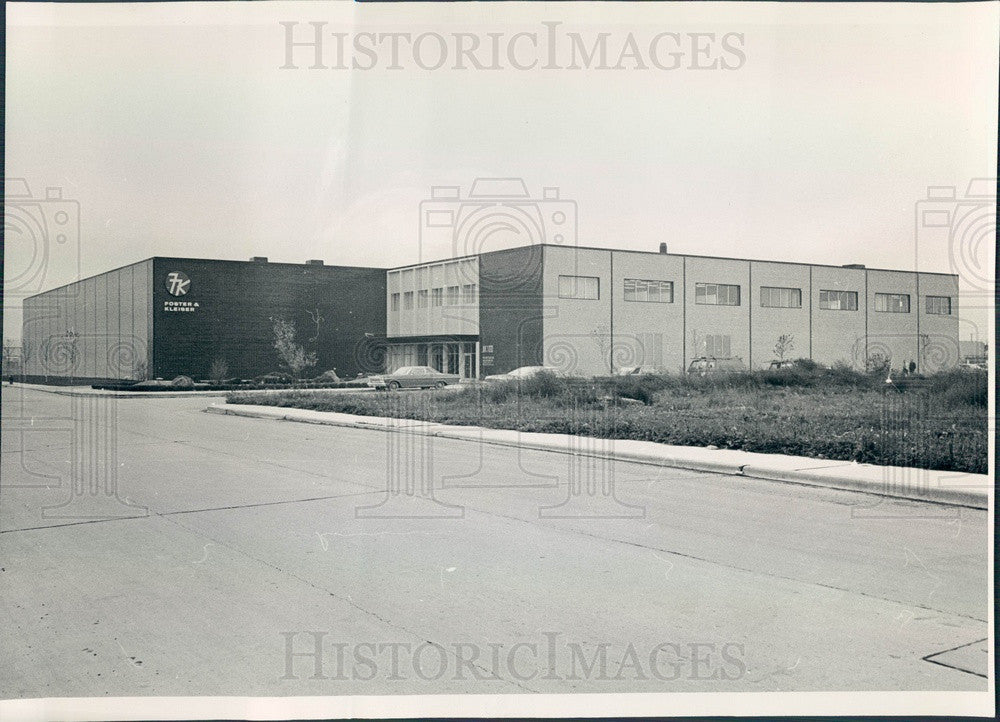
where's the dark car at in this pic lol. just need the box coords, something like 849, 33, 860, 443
254, 372, 293, 385
366, 366, 461, 390
686, 356, 746, 375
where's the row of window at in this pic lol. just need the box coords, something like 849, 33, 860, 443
391, 284, 477, 311
558, 275, 952, 314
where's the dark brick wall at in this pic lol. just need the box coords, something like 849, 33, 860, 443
478, 246, 544, 374
151, 258, 386, 380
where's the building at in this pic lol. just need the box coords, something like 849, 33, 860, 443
959, 340, 988, 364
21, 257, 385, 383
385, 243, 960, 378
21, 243, 960, 383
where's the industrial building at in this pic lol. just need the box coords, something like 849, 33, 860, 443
21, 243, 960, 383
20, 257, 385, 383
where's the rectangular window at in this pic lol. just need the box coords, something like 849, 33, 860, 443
925, 295, 952, 315
558, 275, 600, 300
402, 291, 414, 310
624, 278, 673, 303
446, 285, 460, 306
462, 283, 477, 304
390, 293, 400, 312
760, 286, 802, 308
431, 287, 443, 307
417, 289, 429, 309
819, 290, 858, 311
695, 283, 740, 306
874, 292, 910, 313
704, 334, 732, 357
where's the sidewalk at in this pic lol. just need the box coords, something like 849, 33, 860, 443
206, 402, 992, 510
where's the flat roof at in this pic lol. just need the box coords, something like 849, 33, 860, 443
24, 242, 959, 299
386, 242, 959, 277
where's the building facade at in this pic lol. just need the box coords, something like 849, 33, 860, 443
383, 244, 960, 378
22, 244, 960, 383
22, 257, 386, 383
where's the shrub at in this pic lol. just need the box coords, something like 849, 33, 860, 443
520, 370, 564, 398
791, 357, 820, 372
933, 369, 988, 409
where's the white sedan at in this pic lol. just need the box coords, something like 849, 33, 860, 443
483, 366, 564, 382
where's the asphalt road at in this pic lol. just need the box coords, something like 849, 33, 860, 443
0, 385, 990, 697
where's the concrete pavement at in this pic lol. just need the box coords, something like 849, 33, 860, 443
0, 385, 992, 704
208, 401, 991, 510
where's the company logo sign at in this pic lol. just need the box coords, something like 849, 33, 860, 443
166, 271, 191, 296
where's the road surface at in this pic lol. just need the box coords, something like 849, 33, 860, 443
0, 386, 990, 697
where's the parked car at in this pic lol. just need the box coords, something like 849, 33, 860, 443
367, 366, 461, 390
686, 356, 746, 375
615, 365, 664, 376
254, 372, 293, 385
767, 360, 797, 370
483, 365, 565, 382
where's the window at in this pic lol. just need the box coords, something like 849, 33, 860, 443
695, 283, 740, 306
874, 293, 910, 313
624, 278, 673, 303
417, 290, 429, 309
819, 290, 858, 311
462, 283, 477, 304
446, 285, 460, 306
925, 295, 952, 315
760, 286, 802, 308
431, 287, 443, 307
402, 291, 414, 310
704, 334, 731, 357
390, 293, 400, 312
558, 275, 600, 300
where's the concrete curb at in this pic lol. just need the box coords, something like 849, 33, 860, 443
206, 403, 991, 510
7, 383, 373, 399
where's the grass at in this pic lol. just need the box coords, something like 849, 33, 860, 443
227, 365, 989, 474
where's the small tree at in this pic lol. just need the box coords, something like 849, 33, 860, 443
866, 351, 891, 376
2, 339, 22, 379
209, 357, 229, 384
774, 334, 794, 361
63, 330, 79, 385
271, 317, 317, 379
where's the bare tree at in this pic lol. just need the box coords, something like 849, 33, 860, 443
774, 334, 794, 361
271, 317, 317, 379
2, 339, 23, 381
209, 357, 229, 385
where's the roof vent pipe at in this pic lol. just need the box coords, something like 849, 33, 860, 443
659, 243, 668, 254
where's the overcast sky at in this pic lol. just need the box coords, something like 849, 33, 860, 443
5, 0, 997, 342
